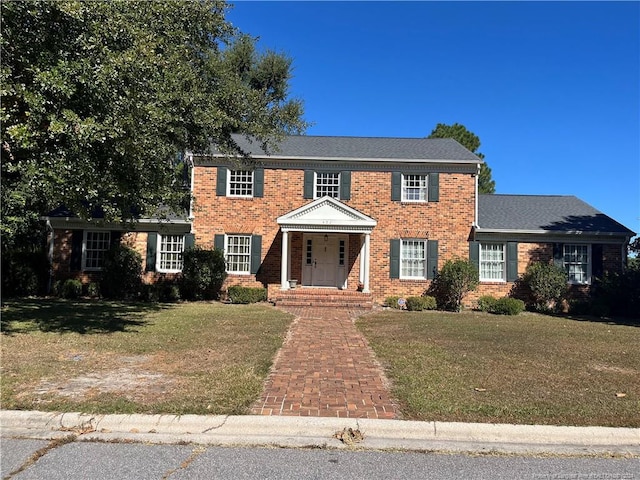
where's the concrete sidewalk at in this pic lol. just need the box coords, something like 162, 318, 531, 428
2, 410, 638, 456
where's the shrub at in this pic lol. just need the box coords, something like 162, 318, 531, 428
227, 285, 267, 304
384, 296, 402, 309
477, 295, 498, 312
100, 244, 143, 300
590, 267, 640, 318
160, 283, 181, 303
521, 262, 567, 312
180, 248, 227, 300
1, 248, 50, 297
141, 284, 160, 303
61, 279, 82, 299
406, 295, 437, 311
489, 297, 525, 315
86, 282, 101, 298
428, 259, 479, 311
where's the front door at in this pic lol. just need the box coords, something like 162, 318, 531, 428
302, 234, 346, 287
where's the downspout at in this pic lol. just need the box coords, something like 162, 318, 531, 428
474, 163, 480, 229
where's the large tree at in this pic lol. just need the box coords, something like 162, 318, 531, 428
1, 1, 307, 249
427, 123, 495, 194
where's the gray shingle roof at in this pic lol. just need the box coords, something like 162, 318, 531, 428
211, 134, 482, 162
478, 194, 635, 235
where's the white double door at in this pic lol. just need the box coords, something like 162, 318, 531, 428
302, 234, 347, 288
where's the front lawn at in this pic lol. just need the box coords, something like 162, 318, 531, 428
1, 299, 293, 415
357, 310, 640, 427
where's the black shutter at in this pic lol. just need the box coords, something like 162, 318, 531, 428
110, 231, 121, 247
70, 230, 83, 272
428, 173, 439, 202
469, 241, 480, 271
427, 240, 438, 279
506, 242, 518, 281
214, 234, 225, 251
253, 167, 264, 198
250, 235, 262, 274
592, 244, 603, 280
303, 170, 314, 199
216, 166, 227, 196
553, 243, 564, 268
390, 239, 400, 279
340, 171, 351, 200
391, 172, 401, 201
184, 233, 195, 250
145, 232, 157, 272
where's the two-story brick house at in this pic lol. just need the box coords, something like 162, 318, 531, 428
46, 134, 635, 307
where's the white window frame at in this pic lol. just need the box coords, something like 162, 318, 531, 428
225, 234, 252, 274
157, 234, 185, 273
400, 239, 427, 279
401, 174, 427, 202
563, 244, 591, 285
314, 172, 340, 199
82, 231, 111, 271
227, 169, 254, 197
479, 242, 506, 282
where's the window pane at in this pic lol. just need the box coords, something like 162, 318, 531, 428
229, 170, 253, 197
315, 172, 340, 198
226, 235, 251, 273
401, 239, 426, 278
480, 243, 505, 281
85, 231, 111, 270
564, 244, 589, 283
402, 174, 427, 201
159, 234, 185, 271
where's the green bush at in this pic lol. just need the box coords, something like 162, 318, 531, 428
384, 296, 402, 309
61, 279, 82, 299
160, 282, 181, 303
489, 297, 525, 315
406, 296, 437, 311
477, 295, 498, 312
86, 282, 101, 298
1, 248, 50, 297
100, 244, 143, 300
521, 262, 567, 312
428, 259, 479, 311
591, 267, 640, 318
141, 284, 160, 303
180, 248, 227, 300
227, 285, 267, 304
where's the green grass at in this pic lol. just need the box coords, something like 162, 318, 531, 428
1, 299, 293, 415
357, 310, 640, 427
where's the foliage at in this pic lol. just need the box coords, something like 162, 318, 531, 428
85, 282, 101, 298
1, 248, 50, 298
428, 259, 479, 312
427, 123, 495, 194
100, 244, 143, 300
590, 266, 640, 319
384, 296, 402, 309
60, 279, 82, 299
476, 295, 497, 312
227, 285, 267, 304
180, 248, 227, 300
489, 297, 525, 315
406, 296, 437, 311
520, 262, 567, 313
1, 1, 307, 250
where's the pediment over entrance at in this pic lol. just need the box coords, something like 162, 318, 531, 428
277, 196, 377, 233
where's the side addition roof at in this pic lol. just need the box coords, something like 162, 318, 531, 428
477, 194, 635, 237
208, 134, 483, 164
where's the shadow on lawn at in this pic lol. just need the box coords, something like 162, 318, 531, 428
553, 313, 640, 328
0, 298, 168, 335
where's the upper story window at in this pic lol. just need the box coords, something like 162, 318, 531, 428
401, 239, 427, 279
157, 234, 185, 272
216, 166, 263, 198
315, 172, 340, 199
228, 170, 254, 197
480, 243, 505, 281
226, 234, 252, 274
563, 244, 590, 284
402, 174, 427, 202
83, 231, 111, 271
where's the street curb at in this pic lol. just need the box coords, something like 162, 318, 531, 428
2, 410, 639, 456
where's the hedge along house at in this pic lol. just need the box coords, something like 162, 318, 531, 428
46, 134, 635, 307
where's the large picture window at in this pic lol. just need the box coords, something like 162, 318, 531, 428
226, 235, 252, 274
401, 239, 427, 279
480, 243, 506, 281
158, 234, 185, 272
83, 231, 111, 271
563, 244, 590, 284
402, 174, 427, 202
228, 170, 254, 197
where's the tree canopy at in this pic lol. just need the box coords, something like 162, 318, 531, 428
1, 0, 307, 248
427, 123, 496, 194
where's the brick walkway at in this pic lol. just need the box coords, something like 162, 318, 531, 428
251, 306, 400, 419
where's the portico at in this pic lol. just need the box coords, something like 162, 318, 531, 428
276, 196, 377, 292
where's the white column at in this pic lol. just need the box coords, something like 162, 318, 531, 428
359, 235, 365, 285
363, 232, 371, 293
280, 230, 289, 290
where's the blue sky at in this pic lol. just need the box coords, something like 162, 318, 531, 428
228, 1, 639, 236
